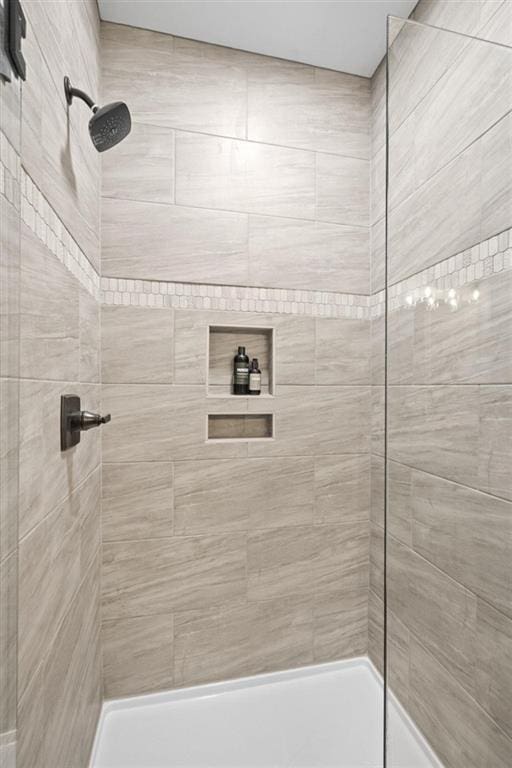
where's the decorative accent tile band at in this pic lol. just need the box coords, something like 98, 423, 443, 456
19, 168, 100, 299
371, 228, 512, 318
0, 130, 21, 211
100, 276, 371, 319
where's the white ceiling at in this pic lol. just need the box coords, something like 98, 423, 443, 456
97, 0, 417, 77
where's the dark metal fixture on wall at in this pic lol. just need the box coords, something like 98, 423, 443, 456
61, 394, 111, 451
64, 75, 131, 151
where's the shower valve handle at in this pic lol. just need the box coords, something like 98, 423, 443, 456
76, 410, 112, 431
61, 394, 111, 451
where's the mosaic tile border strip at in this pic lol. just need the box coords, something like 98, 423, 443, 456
100, 277, 371, 319
371, 228, 512, 318
0, 131, 21, 211
19, 168, 100, 299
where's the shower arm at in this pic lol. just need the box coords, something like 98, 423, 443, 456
64, 76, 98, 112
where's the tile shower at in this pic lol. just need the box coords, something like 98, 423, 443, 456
0, 1, 511, 767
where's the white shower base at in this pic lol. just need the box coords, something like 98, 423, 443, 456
91, 657, 442, 768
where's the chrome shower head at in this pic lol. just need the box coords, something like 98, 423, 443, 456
64, 76, 131, 152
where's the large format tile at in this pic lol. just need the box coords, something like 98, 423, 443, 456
20, 224, 79, 381
101, 305, 173, 384
312, 588, 368, 663
102, 462, 173, 542
388, 536, 478, 697
0, 379, 18, 563
475, 598, 512, 740
102, 532, 247, 619
248, 214, 369, 294
79, 287, 100, 384
248, 386, 370, 457
102, 614, 174, 698
174, 457, 314, 534
315, 317, 370, 385
388, 384, 512, 500
313, 454, 370, 524
316, 153, 369, 227
18, 469, 100, 699
247, 523, 368, 601
174, 597, 313, 687
388, 272, 512, 384
175, 132, 316, 219
102, 197, 249, 284
408, 637, 512, 768
0, 552, 16, 736
102, 23, 247, 138
101, 384, 173, 463
412, 470, 512, 619
247, 58, 370, 158
102, 122, 174, 204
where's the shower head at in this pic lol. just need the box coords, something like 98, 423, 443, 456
64, 76, 131, 152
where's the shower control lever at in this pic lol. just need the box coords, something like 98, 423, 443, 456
61, 394, 111, 451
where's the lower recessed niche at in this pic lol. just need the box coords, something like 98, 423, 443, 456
207, 414, 273, 441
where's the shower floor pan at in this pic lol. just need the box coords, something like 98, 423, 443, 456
91, 657, 442, 768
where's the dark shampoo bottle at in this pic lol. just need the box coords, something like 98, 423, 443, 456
233, 346, 250, 395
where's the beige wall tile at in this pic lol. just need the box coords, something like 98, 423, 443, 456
368, 588, 384, 674
314, 454, 370, 524
248, 385, 370, 457
102, 122, 174, 204
408, 637, 512, 768
175, 132, 316, 219
475, 599, 512, 739
248, 58, 370, 158
0, 552, 16, 734
388, 536, 478, 696
174, 597, 313, 687
370, 454, 384, 529
102, 614, 173, 698
316, 154, 369, 227
102, 533, 247, 620
79, 287, 100, 384
369, 523, 384, 600
102, 384, 174, 462
102, 462, 173, 541
315, 317, 370, 385
101, 305, 173, 384
248, 214, 370, 294
412, 471, 512, 619
20, 224, 79, 381
247, 523, 368, 601
312, 588, 368, 663
101, 23, 247, 138
388, 385, 512, 500
174, 457, 314, 534
102, 197, 249, 284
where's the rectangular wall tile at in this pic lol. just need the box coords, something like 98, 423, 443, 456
102, 23, 247, 138
174, 597, 313, 687
101, 305, 173, 384
102, 614, 174, 698
102, 532, 247, 620
102, 197, 249, 285
314, 454, 370, 524
175, 132, 316, 219
316, 153, 369, 227
247, 57, 370, 158
102, 462, 173, 542
102, 122, 174, 204
174, 458, 314, 535
315, 317, 370, 385
248, 214, 369, 294
412, 470, 512, 619
247, 523, 368, 601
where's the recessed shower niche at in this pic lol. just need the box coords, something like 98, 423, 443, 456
207, 324, 275, 397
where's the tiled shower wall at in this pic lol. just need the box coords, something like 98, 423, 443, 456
11, 2, 103, 766
370, 1, 512, 766
100, 22, 373, 698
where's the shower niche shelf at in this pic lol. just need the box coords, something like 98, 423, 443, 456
207, 324, 275, 398
207, 413, 274, 441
